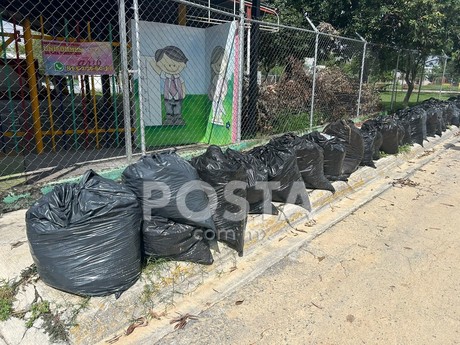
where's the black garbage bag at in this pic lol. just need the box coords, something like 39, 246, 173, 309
361, 119, 384, 162
449, 97, 460, 124
360, 127, 378, 168
439, 103, 449, 127
420, 98, 445, 136
270, 133, 335, 192
191, 146, 248, 256
225, 149, 278, 215
361, 118, 381, 132
439, 103, 449, 131
396, 111, 413, 145
449, 104, 460, 127
437, 108, 447, 133
143, 216, 213, 265
122, 153, 215, 231
323, 120, 364, 176
373, 131, 384, 160
26, 170, 142, 297
424, 108, 439, 137
397, 122, 406, 146
248, 144, 311, 210
406, 107, 426, 146
304, 131, 347, 181
445, 103, 460, 126
379, 117, 400, 154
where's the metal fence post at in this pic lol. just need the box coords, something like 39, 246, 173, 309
390, 50, 400, 111
304, 14, 318, 130
356, 33, 366, 118
246, 23, 251, 76
439, 54, 448, 99
133, 0, 146, 155
118, 0, 133, 162
237, 0, 245, 142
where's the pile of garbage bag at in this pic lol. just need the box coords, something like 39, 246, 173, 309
122, 152, 215, 264
25, 96, 460, 297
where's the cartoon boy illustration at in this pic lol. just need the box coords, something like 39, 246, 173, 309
151, 46, 188, 126
208, 46, 228, 126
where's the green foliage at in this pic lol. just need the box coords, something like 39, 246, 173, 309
258, 0, 315, 74
26, 300, 50, 328
379, 151, 389, 158
398, 144, 412, 154
143, 257, 170, 275
0, 281, 14, 321
379, 91, 456, 112
340, 56, 362, 79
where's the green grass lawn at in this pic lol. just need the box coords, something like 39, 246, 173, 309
418, 84, 459, 92
379, 91, 458, 112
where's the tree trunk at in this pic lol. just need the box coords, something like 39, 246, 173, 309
403, 62, 418, 107
403, 79, 414, 106
402, 54, 425, 107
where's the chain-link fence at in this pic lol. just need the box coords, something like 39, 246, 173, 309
1, 0, 130, 188
128, 0, 241, 153
1, 0, 457, 192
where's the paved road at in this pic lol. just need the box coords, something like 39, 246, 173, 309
151, 144, 460, 345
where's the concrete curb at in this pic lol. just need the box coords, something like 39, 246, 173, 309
0, 127, 458, 345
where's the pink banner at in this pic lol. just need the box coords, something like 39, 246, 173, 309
42, 40, 114, 76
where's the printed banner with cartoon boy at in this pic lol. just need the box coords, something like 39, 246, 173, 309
132, 20, 238, 148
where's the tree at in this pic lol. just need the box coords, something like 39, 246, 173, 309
352, 1, 458, 105
263, 0, 460, 105
258, 0, 310, 76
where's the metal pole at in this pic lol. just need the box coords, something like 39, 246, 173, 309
87, 22, 100, 149
237, 0, 245, 142
416, 62, 425, 103
133, 0, 146, 155
246, 0, 260, 138
439, 54, 448, 99
246, 25, 251, 76
390, 51, 400, 111
40, 15, 57, 152
310, 33, 319, 130
118, 0, 133, 162
304, 13, 317, 130
356, 33, 366, 118
24, 18, 44, 154
64, 19, 79, 150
